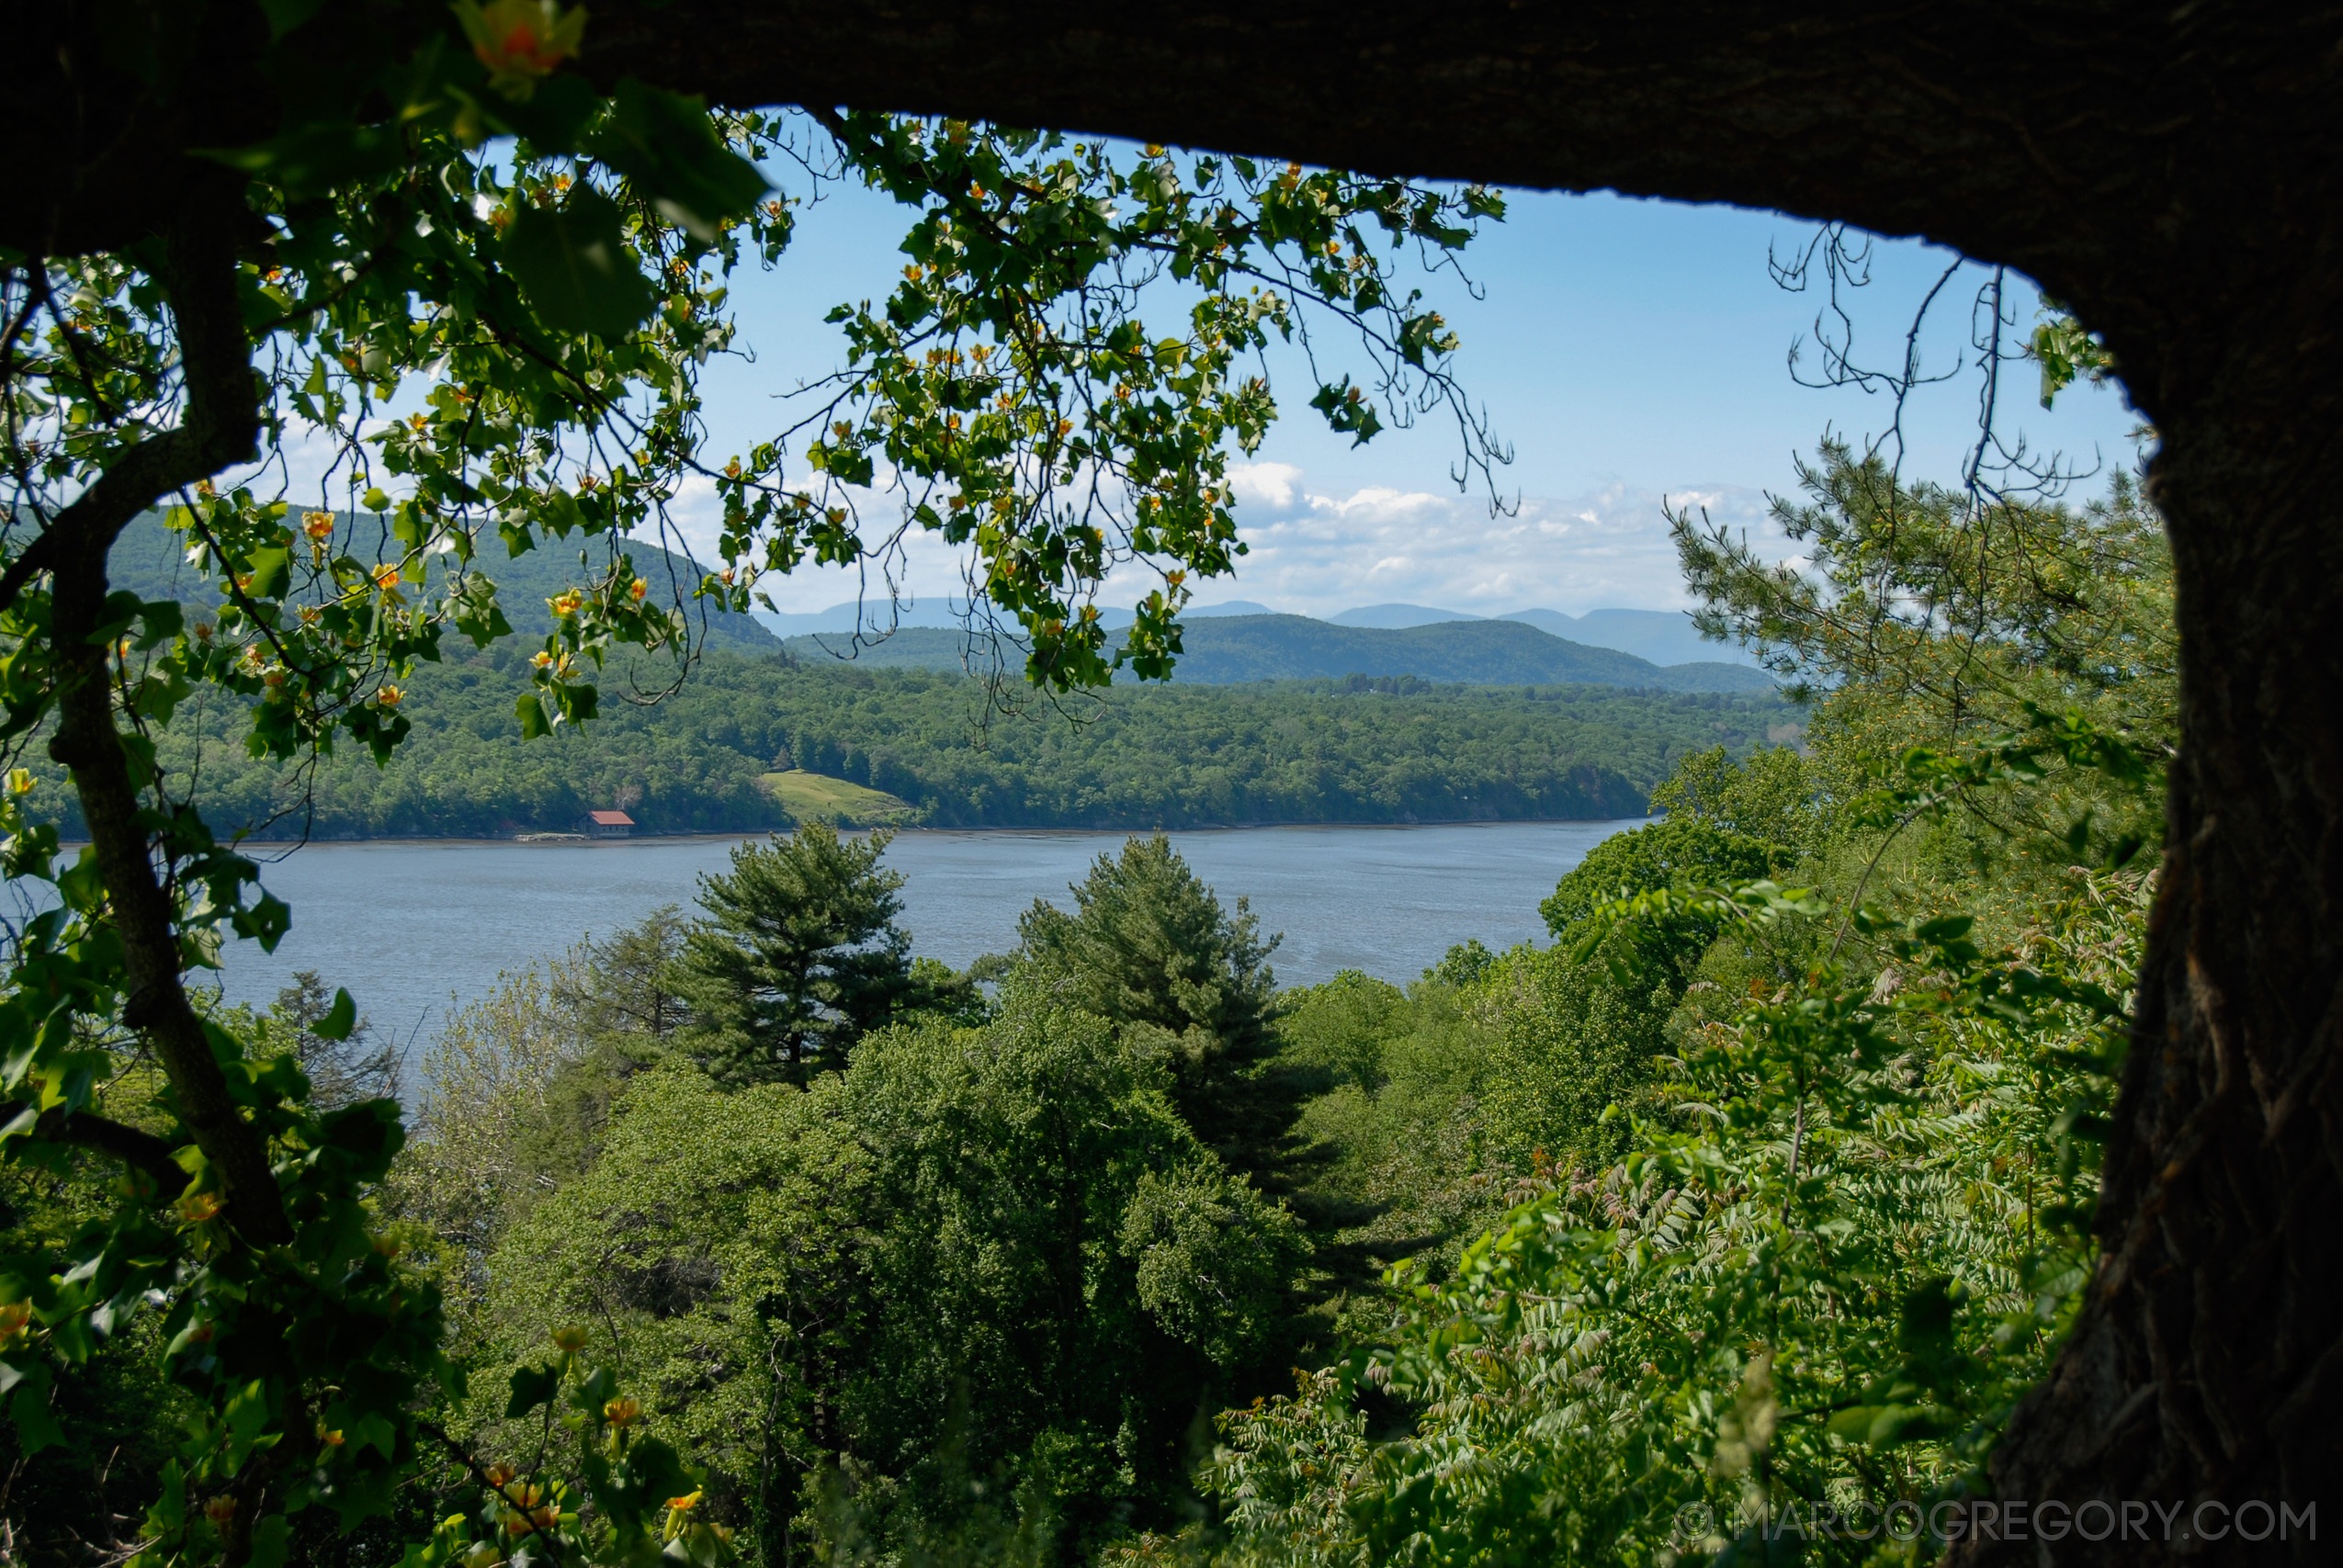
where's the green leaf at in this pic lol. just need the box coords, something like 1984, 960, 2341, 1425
515, 690, 555, 739
589, 78, 772, 242
311, 987, 358, 1042
480, 73, 602, 153
223, 1378, 277, 1473
243, 546, 292, 602
504, 187, 655, 339
247, 1514, 291, 1568
256, 0, 325, 38
144, 1459, 187, 1537
232, 892, 293, 953
10, 1366, 66, 1453
196, 122, 405, 199
506, 1362, 560, 1418
572, 1364, 618, 1415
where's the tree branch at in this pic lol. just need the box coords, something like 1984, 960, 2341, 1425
0, 1102, 188, 1199
42, 184, 287, 1247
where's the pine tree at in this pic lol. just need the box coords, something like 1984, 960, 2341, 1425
1015, 834, 1290, 1171
671, 824, 919, 1085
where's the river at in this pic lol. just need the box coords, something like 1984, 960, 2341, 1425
187, 819, 1637, 1052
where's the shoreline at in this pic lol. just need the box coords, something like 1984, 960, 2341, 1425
176, 814, 1653, 849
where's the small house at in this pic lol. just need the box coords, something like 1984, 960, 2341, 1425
582, 809, 636, 839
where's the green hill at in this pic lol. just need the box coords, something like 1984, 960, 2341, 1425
103, 513, 781, 654
22, 649, 1794, 838
788, 615, 1775, 693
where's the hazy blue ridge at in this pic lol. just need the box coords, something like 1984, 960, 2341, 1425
787, 615, 1775, 693
1329, 603, 1477, 628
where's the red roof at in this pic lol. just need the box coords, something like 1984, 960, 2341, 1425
585, 810, 635, 826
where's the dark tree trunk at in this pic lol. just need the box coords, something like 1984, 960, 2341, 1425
14, 4, 2343, 1554
1971, 324, 2343, 1561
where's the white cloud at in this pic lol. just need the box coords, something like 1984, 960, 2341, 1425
1227, 461, 1304, 512
1213, 472, 1788, 615
617, 458, 1797, 622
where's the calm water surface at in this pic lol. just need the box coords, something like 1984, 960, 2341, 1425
195, 821, 1638, 1047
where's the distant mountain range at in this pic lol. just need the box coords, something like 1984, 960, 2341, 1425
1328, 604, 1747, 667
787, 614, 1773, 694
103, 517, 1765, 692
766, 599, 1749, 668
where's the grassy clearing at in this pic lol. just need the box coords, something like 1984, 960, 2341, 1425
759, 769, 920, 827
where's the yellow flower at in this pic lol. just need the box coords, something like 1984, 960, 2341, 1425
302, 510, 334, 540
549, 590, 583, 617
452, 0, 586, 98
176, 1191, 225, 1225
6, 769, 32, 795
374, 565, 402, 591
603, 1396, 642, 1427
532, 650, 554, 670
317, 1424, 345, 1448
204, 1495, 237, 1527
376, 685, 403, 707
483, 1462, 519, 1489
662, 1489, 704, 1541
628, 577, 648, 603
550, 1325, 590, 1354
0, 1302, 32, 1341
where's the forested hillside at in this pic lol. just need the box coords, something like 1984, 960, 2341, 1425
28, 651, 1791, 838
787, 615, 1773, 692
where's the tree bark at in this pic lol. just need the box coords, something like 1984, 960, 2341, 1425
40, 189, 289, 1247
9, 3, 2342, 1552
1964, 331, 2343, 1563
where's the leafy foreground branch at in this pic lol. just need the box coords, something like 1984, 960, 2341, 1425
1, 4, 1501, 1563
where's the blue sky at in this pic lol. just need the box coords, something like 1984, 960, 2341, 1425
690, 166, 2145, 619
